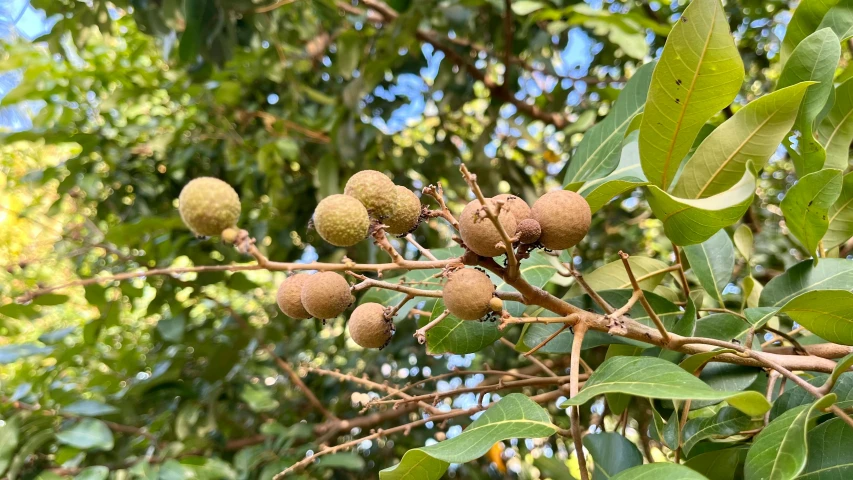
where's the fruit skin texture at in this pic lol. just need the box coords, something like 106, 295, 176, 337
344, 170, 396, 219
458, 200, 517, 257
276, 274, 311, 319
516, 218, 542, 245
348, 303, 393, 348
531, 190, 591, 250
444, 268, 495, 320
385, 186, 422, 235
301, 272, 354, 319
178, 177, 241, 236
493, 194, 531, 221
313, 194, 370, 247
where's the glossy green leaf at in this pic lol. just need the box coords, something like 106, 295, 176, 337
612, 462, 710, 480
63, 401, 120, 417
55, 419, 115, 451
745, 395, 836, 480
683, 229, 735, 305
760, 258, 853, 307
777, 28, 841, 176
424, 299, 502, 355
577, 133, 648, 212
824, 172, 853, 249
679, 349, 739, 375
780, 290, 853, 345
781, 0, 840, 64
672, 83, 811, 198
818, 0, 853, 41
818, 78, 853, 170
685, 447, 749, 480
565, 62, 654, 184
639, 0, 743, 190
829, 353, 853, 390
380, 394, 557, 480
781, 168, 843, 257
681, 407, 753, 455
645, 168, 756, 246
583, 432, 643, 480
561, 356, 771, 416
798, 418, 853, 479
567, 256, 670, 297
770, 373, 853, 420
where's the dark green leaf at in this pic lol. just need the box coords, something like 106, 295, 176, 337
683, 229, 735, 305
583, 432, 643, 480
760, 259, 853, 307
682, 407, 753, 455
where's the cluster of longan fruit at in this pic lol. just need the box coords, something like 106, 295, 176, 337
177, 171, 592, 350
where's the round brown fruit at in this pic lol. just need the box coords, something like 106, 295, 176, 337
489, 297, 503, 313
531, 190, 591, 250
348, 303, 394, 349
458, 200, 517, 257
313, 194, 370, 247
276, 273, 311, 319
301, 272, 354, 319
444, 268, 495, 320
516, 218, 542, 245
385, 186, 422, 235
344, 170, 396, 219
178, 177, 241, 237
493, 193, 531, 221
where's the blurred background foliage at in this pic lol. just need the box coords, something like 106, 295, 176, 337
0, 0, 838, 478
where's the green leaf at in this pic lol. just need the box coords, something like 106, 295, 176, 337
779, 290, 853, 345
672, 83, 810, 199
734, 225, 754, 262
612, 463, 711, 480
561, 357, 771, 416
157, 315, 186, 343
745, 395, 836, 480
335, 31, 362, 80
818, 78, 853, 170
781, 0, 840, 65
770, 373, 853, 420
684, 447, 749, 480
638, 0, 743, 190
828, 353, 853, 390
55, 419, 115, 451
240, 384, 280, 413
683, 229, 735, 305
511, 1, 545, 15
679, 349, 739, 376
824, 172, 853, 249
583, 432, 643, 480
425, 299, 502, 355
179, 0, 214, 62
681, 407, 753, 455
576, 133, 648, 212
565, 62, 654, 184
75, 466, 109, 480
379, 394, 557, 480
760, 258, 853, 307
63, 400, 120, 417
567, 256, 671, 297
818, 0, 853, 41
316, 453, 366, 471
0, 416, 19, 476
781, 168, 843, 257
798, 418, 853, 479
645, 168, 756, 246
777, 28, 841, 176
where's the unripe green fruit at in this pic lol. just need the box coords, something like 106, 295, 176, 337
344, 170, 396, 219
276, 273, 311, 319
444, 268, 495, 320
313, 194, 370, 247
531, 190, 591, 250
385, 186, 422, 235
348, 302, 394, 348
516, 218, 542, 245
301, 272, 354, 319
178, 177, 241, 236
458, 200, 517, 257
493, 194, 531, 222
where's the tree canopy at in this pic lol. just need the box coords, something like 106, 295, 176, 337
2, 0, 853, 479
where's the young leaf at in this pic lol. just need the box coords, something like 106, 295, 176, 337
560, 356, 771, 416
734, 224, 754, 262
777, 28, 841, 176
564, 62, 654, 185
683, 229, 735, 305
681, 407, 753, 455
639, 0, 743, 190
379, 394, 557, 480
611, 462, 711, 479
799, 418, 853, 478
744, 394, 836, 480
645, 168, 756, 246
583, 432, 643, 480
781, 168, 843, 258
779, 290, 853, 345
671, 83, 811, 199
818, 78, 853, 170
824, 172, 853, 249
576, 133, 648, 212
760, 258, 853, 307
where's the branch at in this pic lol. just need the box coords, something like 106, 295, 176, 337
414, 309, 450, 344
619, 251, 670, 344
405, 234, 437, 260
264, 347, 338, 421
503, 0, 514, 77
421, 183, 459, 231
569, 323, 590, 480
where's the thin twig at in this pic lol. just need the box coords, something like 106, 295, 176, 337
570, 322, 590, 480
567, 262, 615, 314
406, 234, 437, 260
672, 243, 691, 299
414, 310, 450, 344
264, 347, 338, 421
619, 251, 670, 344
